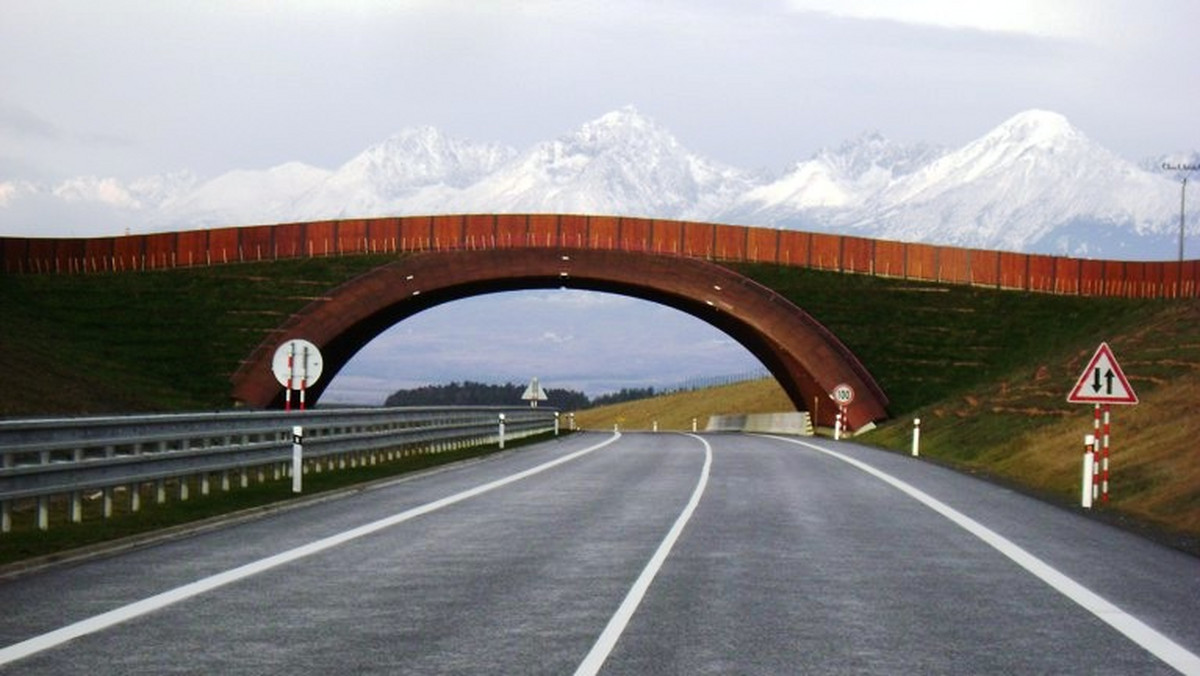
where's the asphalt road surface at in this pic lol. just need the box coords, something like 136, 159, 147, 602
1, 431, 1197, 674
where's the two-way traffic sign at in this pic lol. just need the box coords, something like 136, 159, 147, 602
1067, 342, 1138, 405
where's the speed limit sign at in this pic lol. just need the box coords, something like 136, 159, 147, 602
831, 383, 855, 405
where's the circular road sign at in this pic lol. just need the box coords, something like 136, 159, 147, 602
272, 339, 324, 388
831, 383, 855, 406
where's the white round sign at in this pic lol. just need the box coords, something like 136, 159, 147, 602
831, 383, 855, 405
272, 339, 324, 388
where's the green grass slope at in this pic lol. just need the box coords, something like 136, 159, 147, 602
0, 255, 397, 416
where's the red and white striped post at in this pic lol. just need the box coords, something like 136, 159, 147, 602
1100, 404, 1111, 502
284, 346, 295, 412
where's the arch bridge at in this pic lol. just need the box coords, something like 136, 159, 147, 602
5, 213, 1196, 432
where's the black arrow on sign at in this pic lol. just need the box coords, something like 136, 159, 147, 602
1091, 367, 1117, 395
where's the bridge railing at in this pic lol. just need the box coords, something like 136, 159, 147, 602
0, 406, 559, 534
2, 214, 1197, 298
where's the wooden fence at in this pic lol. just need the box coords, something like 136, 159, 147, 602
2, 214, 1197, 298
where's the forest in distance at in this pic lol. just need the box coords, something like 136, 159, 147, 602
382, 381, 655, 410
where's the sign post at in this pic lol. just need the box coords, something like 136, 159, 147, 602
272, 339, 324, 412
1067, 343, 1138, 506
830, 383, 855, 440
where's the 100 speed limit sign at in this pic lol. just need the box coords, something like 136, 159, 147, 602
831, 383, 855, 406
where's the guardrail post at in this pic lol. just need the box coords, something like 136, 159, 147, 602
71, 491, 83, 523
37, 496, 49, 531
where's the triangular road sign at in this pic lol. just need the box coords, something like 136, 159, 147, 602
522, 377, 548, 407
1067, 342, 1138, 405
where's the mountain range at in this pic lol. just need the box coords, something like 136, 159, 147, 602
1, 107, 1196, 260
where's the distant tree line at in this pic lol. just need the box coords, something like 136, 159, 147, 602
382, 381, 656, 410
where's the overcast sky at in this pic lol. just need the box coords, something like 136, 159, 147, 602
3, 1, 1197, 404
2, 0, 1197, 182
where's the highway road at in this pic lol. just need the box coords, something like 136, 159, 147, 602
1, 431, 1197, 674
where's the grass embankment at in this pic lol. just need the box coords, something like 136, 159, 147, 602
0, 255, 399, 415
863, 301, 1200, 549
572, 378, 794, 431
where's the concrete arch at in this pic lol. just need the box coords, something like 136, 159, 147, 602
231, 248, 889, 430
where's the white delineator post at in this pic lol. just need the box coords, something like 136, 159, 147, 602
1081, 434, 1096, 508
911, 417, 921, 457
498, 413, 506, 449
292, 426, 303, 494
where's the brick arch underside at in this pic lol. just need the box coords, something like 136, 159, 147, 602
231, 249, 889, 430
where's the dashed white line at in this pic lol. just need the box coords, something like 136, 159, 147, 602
0, 433, 622, 669
574, 433, 713, 676
766, 435, 1200, 676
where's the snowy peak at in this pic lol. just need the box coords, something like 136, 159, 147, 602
730, 132, 943, 213
463, 107, 755, 217
333, 126, 517, 192
987, 109, 1080, 148
814, 131, 944, 181
571, 106, 677, 153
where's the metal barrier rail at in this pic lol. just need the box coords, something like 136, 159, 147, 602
0, 406, 560, 533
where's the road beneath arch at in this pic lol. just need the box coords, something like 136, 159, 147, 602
2, 433, 1196, 673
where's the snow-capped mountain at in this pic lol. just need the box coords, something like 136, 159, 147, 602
289, 126, 518, 221
854, 111, 1179, 255
454, 107, 758, 219
725, 132, 945, 223
151, 163, 327, 228
1, 108, 1195, 260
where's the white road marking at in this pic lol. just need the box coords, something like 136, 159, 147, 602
574, 434, 713, 676
0, 433, 622, 668
767, 435, 1200, 676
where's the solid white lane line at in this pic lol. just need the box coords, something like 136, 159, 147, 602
573, 434, 713, 676
766, 435, 1200, 675
0, 433, 623, 668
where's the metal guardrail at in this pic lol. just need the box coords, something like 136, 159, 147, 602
0, 406, 560, 533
